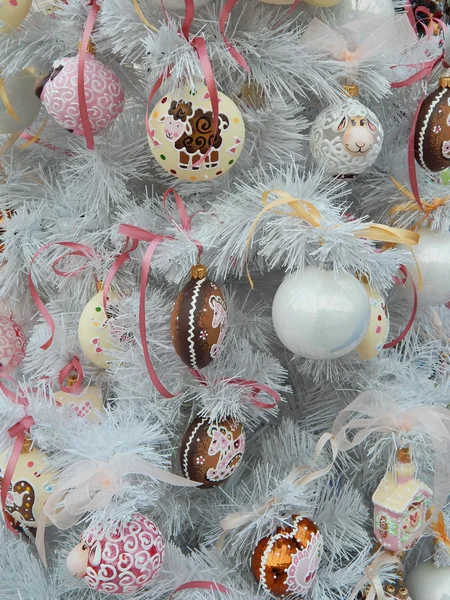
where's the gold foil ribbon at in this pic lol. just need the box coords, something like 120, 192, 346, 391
0, 78, 20, 123
390, 177, 450, 227
132, 0, 159, 33
245, 189, 421, 289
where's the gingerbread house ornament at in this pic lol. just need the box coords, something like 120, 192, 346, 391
373, 447, 432, 553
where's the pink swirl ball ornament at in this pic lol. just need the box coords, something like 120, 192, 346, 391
0, 315, 26, 374
66, 513, 165, 595
39, 52, 125, 137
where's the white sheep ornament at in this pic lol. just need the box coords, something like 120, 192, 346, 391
66, 513, 165, 595
309, 98, 384, 177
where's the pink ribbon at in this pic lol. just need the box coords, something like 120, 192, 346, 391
1, 414, 35, 535
78, 0, 100, 150
36, 453, 201, 566
28, 241, 101, 350
415, 6, 446, 39
391, 54, 444, 88
58, 356, 84, 394
189, 369, 280, 410
218, 0, 250, 73
169, 581, 230, 599
383, 265, 417, 349
104, 190, 201, 398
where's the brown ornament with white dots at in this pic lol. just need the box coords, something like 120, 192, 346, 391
171, 264, 228, 369
0, 438, 56, 531
251, 515, 323, 598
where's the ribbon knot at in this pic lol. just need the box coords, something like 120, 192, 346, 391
349, 552, 404, 600
390, 177, 450, 224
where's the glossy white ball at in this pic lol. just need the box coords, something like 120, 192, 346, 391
406, 561, 450, 600
309, 98, 383, 176
398, 228, 450, 306
272, 266, 370, 360
0, 69, 41, 134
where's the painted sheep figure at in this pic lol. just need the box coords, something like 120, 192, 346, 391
66, 513, 165, 595
309, 98, 384, 176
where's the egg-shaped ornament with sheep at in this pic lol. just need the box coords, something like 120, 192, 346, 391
309, 86, 383, 177
148, 84, 245, 181
66, 513, 165, 595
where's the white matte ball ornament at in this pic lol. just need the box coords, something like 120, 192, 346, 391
0, 0, 32, 32
78, 290, 120, 369
0, 69, 41, 134
309, 98, 384, 176
406, 561, 450, 600
354, 283, 389, 361
148, 84, 245, 181
272, 266, 371, 360
397, 228, 450, 306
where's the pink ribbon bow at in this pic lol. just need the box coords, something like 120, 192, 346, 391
36, 453, 201, 566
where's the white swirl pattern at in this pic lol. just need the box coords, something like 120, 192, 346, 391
0, 316, 26, 373
82, 513, 164, 594
42, 55, 125, 137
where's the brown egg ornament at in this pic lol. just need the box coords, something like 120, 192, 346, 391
251, 516, 323, 598
180, 416, 245, 488
171, 264, 228, 369
415, 76, 450, 172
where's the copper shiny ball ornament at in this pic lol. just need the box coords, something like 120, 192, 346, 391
251, 515, 323, 597
171, 264, 228, 369
415, 76, 450, 172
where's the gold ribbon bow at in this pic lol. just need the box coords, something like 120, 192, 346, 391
245, 189, 421, 288
132, 0, 158, 32
390, 177, 450, 226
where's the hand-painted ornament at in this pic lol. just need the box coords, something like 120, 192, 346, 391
180, 416, 245, 488
66, 513, 165, 595
396, 228, 450, 306
354, 283, 389, 360
148, 0, 210, 7
0, 0, 32, 32
251, 515, 323, 598
309, 86, 383, 177
272, 266, 370, 360
148, 84, 245, 181
414, 76, 450, 172
406, 561, 450, 600
373, 447, 432, 554
0, 69, 41, 134
37, 49, 125, 137
171, 264, 228, 369
78, 289, 121, 369
0, 314, 26, 374
0, 439, 55, 532
54, 384, 103, 423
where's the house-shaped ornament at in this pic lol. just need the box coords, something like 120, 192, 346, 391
373, 447, 433, 553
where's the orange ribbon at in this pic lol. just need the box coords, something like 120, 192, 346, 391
431, 511, 450, 547
132, 0, 159, 32
390, 177, 449, 227
245, 189, 421, 288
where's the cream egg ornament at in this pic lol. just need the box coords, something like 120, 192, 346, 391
148, 84, 245, 181
354, 283, 389, 360
0, 439, 56, 532
78, 289, 121, 369
396, 228, 450, 306
0, 0, 32, 32
309, 92, 384, 177
272, 266, 371, 360
54, 385, 103, 423
0, 69, 41, 134
405, 561, 450, 600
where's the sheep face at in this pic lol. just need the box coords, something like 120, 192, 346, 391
66, 539, 91, 579
338, 115, 377, 156
162, 115, 191, 142
309, 99, 383, 176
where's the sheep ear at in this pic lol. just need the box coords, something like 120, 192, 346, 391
367, 118, 377, 133
89, 542, 102, 567
337, 116, 347, 132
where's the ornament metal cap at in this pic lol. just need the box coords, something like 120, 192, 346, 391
343, 84, 359, 98
190, 264, 207, 280
21, 435, 33, 454
397, 446, 411, 463
397, 588, 409, 599
440, 76, 450, 89
385, 584, 396, 595
66, 373, 79, 387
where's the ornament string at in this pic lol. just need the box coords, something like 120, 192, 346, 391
58, 356, 84, 394
36, 453, 201, 566
349, 551, 404, 600
78, 0, 100, 150
189, 368, 280, 410
169, 581, 230, 598
28, 241, 101, 350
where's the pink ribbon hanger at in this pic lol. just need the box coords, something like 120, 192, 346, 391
58, 356, 84, 394
78, 0, 100, 150
383, 265, 417, 349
